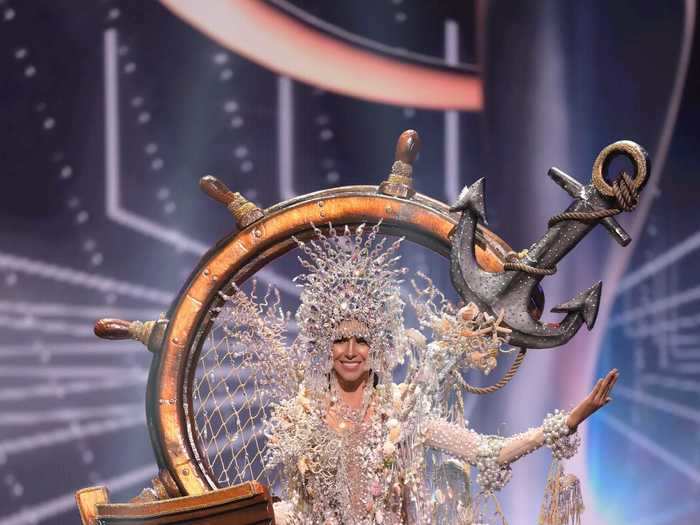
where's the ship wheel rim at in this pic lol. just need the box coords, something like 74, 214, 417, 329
149, 185, 512, 495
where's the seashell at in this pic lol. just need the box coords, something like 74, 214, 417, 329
388, 426, 401, 443
405, 328, 427, 347
459, 302, 480, 321
383, 441, 396, 457
434, 488, 445, 504
297, 456, 309, 476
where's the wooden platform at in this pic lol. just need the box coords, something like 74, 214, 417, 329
76, 481, 274, 525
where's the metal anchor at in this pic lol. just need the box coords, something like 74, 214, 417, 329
449, 141, 650, 348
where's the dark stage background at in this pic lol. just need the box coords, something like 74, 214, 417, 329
0, 1, 699, 524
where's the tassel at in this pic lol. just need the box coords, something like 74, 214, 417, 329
491, 493, 508, 525
468, 492, 508, 525
538, 460, 584, 525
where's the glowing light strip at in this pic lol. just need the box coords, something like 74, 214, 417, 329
0, 314, 94, 337
0, 252, 172, 304
671, 333, 700, 345
636, 502, 700, 525
616, 386, 700, 424
617, 229, 700, 294
0, 342, 145, 358
254, 268, 301, 296
0, 403, 142, 426
667, 363, 700, 374
159, 0, 482, 110
0, 464, 156, 525
670, 349, 700, 359
278, 76, 295, 199
104, 29, 120, 228
642, 374, 700, 393
0, 415, 144, 457
0, 366, 146, 379
444, 19, 461, 204
669, 336, 700, 358
600, 413, 700, 484
0, 375, 147, 402
0, 300, 160, 320
622, 311, 700, 337
609, 283, 700, 326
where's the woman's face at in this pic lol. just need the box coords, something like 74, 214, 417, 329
331, 328, 370, 385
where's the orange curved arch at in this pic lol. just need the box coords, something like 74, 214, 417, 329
160, 0, 482, 111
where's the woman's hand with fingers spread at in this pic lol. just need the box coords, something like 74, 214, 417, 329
566, 368, 619, 432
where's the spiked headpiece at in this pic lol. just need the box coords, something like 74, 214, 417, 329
293, 223, 407, 380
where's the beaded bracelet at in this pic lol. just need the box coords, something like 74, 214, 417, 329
475, 436, 513, 493
542, 409, 581, 460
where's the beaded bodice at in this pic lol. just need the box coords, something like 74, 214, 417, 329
267, 385, 418, 525
267, 377, 580, 525
204, 225, 584, 525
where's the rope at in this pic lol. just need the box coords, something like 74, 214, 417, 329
453, 348, 527, 395
548, 172, 639, 227
502, 261, 556, 275
547, 208, 619, 225
503, 172, 640, 276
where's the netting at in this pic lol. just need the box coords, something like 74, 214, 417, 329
191, 283, 295, 491
188, 234, 512, 496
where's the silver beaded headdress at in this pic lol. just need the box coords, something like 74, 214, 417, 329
293, 223, 407, 383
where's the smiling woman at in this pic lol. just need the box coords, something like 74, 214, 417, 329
258, 223, 617, 525
331, 325, 370, 390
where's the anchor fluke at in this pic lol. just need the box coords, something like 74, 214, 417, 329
551, 280, 603, 329
450, 178, 488, 225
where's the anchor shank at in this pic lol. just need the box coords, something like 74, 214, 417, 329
523, 186, 618, 271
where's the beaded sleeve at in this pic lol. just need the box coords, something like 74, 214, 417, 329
541, 409, 581, 460
423, 412, 578, 492
423, 419, 545, 465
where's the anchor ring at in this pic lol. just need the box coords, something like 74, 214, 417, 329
591, 140, 649, 198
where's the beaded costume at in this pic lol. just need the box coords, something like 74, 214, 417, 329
217, 224, 582, 525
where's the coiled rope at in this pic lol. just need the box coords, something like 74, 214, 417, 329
453, 347, 527, 395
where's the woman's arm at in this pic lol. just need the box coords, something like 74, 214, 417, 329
423, 418, 547, 465
424, 369, 618, 463
566, 368, 618, 431
423, 369, 619, 491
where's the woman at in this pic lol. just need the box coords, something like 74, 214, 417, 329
255, 224, 617, 524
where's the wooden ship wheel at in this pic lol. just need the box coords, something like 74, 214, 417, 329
74, 130, 542, 524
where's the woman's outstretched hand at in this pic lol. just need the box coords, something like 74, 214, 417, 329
566, 368, 619, 432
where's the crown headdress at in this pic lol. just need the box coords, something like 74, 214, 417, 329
293, 223, 407, 379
